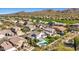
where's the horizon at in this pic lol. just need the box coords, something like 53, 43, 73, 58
0, 8, 65, 14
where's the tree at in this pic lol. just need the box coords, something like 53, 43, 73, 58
74, 37, 79, 46
74, 36, 79, 51
10, 28, 17, 35
21, 26, 30, 33
45, 36, 54, 43
29, 39, 39, 47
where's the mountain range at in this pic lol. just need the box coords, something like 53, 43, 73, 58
1, 8, 79, 20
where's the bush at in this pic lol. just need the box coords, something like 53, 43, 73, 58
21, 26, 30, 33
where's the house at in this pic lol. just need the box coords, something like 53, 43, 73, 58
37, 32, 47, 40
19, 20, 24, 24
0, 34, 5, 39
0, 41, 16, 51
36, 24, 47, 29
48, 22, 55, 27
27, 31, 47, 40
53, 26, 67, 32
26, 24, 36, 31
71, 23, 79, 29
63, 39, 74, 47
11, 20, 17, 23
27, 31, 40, 39
27, 21, 33, 25
44, 28, 56, 36
12, 26, 25, 36
19, 41, 34, 51
31, 34, 37, 39
9, 36, 25, 48
53, 26, 67, 35
8, 36, 34, 51
0, 30, 15, 39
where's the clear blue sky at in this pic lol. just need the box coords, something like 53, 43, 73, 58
0, 8, 65, 14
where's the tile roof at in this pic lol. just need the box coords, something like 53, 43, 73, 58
0, 30, 14, 36
1, 41, 13, 50
9, 36, 25, 45
53, 26, 66, 31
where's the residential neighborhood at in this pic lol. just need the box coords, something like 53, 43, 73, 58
0, 8, 79, 51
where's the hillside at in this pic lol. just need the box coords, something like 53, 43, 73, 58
1, 8, 79, 20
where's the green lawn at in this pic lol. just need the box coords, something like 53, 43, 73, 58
44, 35, 60, 44
53, 19, 79, 24
32, 18, 79, 24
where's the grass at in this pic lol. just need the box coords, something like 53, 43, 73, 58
32, 18, 79, 24
53, 43, 74, 51
44, 35, 60, 44
53, 19, 79, 24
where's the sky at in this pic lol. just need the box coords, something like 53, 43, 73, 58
0, 8, 65, 14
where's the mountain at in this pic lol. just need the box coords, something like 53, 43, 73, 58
1, 8, 79, 20
62, 8, 79, 13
